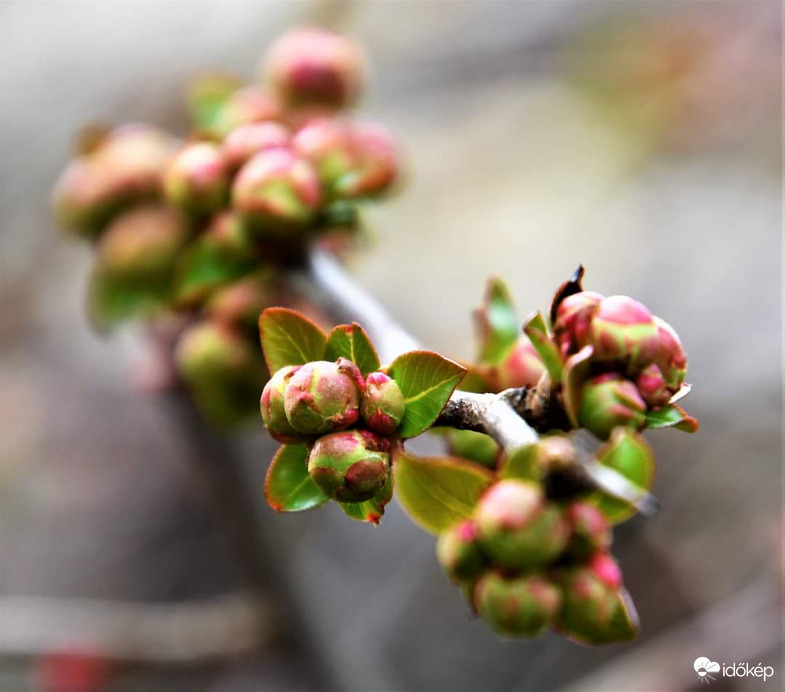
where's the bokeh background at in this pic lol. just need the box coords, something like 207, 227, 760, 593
0, 1, 781, 690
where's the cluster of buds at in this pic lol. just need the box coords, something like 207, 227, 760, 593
261, 359, 405, 503
553, 290, 689, 439
51, 27, 401, 426
436, 467, 637, 645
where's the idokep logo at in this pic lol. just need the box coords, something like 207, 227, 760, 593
694, 657, 775, 684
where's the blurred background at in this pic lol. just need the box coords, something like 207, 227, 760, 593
0, 1, 781, 690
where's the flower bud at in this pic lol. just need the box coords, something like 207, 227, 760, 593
212, 86, 282, 138
553, 291, 604, 357
206, 273, 273, 328
334, 123, 398, 198
232, 149, 321, 230
654, 316, 687, 390
475, 571, 561, 638
52, 124, 176, 237
494, 337, 546, 390
202, 210, 255, 260
163, 142, 230, 214
474, 480, 570, 571
555, 553, 638, 645
284, 359, 362, 435
446, 430, 500, 469
293, 118, 356, 189
97, 205, 188, 283
264, 26, 365, 109
307, 430, 390, 502
436, 520, 489, 582
360, 372, 405, 435
589, 295, 660, 372
635, 363, 670, 407
260, 365, 302, 443
579, 374, 647, 439
564, 502, 610, 559
222, 122, 290, 169
176, 322, 252, 383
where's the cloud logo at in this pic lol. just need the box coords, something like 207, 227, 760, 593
694, 657, 720, 684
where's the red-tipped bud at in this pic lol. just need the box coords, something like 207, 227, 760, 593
493, 336, 546, 390
264, 26, 365, 109
232, 149, 321, 230
97, 205, 188, 283
436, 519, 489, 583
653, 316, 687, 390
260, 365, 303, 443
334, 123, 399, 198
564, 502, 611, 559
212, 87, 282, 137
222, 122, 291, 169
163, 142, 230, 214
206, 273, 273, 328
360, 372, 405, 435
293, 118, 357, 189
475, 572, 562, 638
283, 359, 362, 435
474, 480, 570, 571
307, 429, 390, 502
202, 210, 255, 260
553, 291, 604, 357
52, 124, 176, 237
589, 295, 660, 372
579, 374, 646, 439
635, 362, 670, 407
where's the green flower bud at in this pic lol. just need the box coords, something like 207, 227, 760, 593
654, 316, 687, 390
475, 571, 562, 638
284, 359, 362, 435
564, 502, 610, 559
263, 26, 365, 109
493, 336, 546, 390
334, 123, 399, 198
97, 205, 188, 283
260, 365, 302, 443
163, 142, 230, 214
553, 291, 604, 357
475, 480, 570, 571
307, 430, 390, 502
555, 553, 638, 645
211, 86, 282, 138
293, 118, 357, 189
436, 520, 489, 582
579, 374, 646, 440
589, 295, 660, 372
222, 122, 290, 169
360, 372, 405, 435
635, 363, 670, 408
232, 149, 321, 231
52, 124, 176, 237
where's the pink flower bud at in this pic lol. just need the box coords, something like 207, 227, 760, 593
283, 359, 362, 435
564, 502, 611, 559
579, 374, 646, 439
589, 295, 660, 372
474, 480, 570, 571
654, 316, 688, 390
222, 121, 291, 169
260, 365, 303, 443
334, 123, 399, 198
635, 362, 670, 407
360, 371, 406, 435
493, 336, 546, 390
264, 26, 365, 109
232, 149, 321, 229
293, 118, 357, 189
307, 429, 390, 502
163, 142, 231, 214
475, 571, 562, 638
206, 273, 273, 329
212, 86, 282, 137
553, 291, 604, 357
436, 519, 489, 582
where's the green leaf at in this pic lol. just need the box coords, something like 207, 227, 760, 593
87, 268, 169, 333
498, 444, 540, 482
645, 404, 699, 433
259, 308, 327, 374
386, 351, 466, 439
339, 473, 394, 525
174, 239, 252, 307
445, 429, 500, 469
474, 277, 519, 365
589, 428, 655, 524
393, 449, 493, 534
187, 73, 242, 134
522, 311, 564, 383
562, 345, 594, 428
324, 323, 381, 376
265, 444, 329, 512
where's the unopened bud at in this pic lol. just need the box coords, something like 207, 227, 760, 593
222, 122, 291, 169
553, 291, 604, 357
334, 123, 398, 198
360, 371, 405, 435
654, 316, 687, 390
494, 336, 546, 390
164, 142, 230, 214
579, 374, 646, 440
212, 87, 282, 138
260, 365, 303, 443
293, 118, 356, 189
307, 429, 390, 502
564, 502, 610, 559
206, 273, 273, 328
635, 362, 670, 407
589, 295, 660, 372
436, 520, 488, 582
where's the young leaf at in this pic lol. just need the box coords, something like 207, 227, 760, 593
473, 277, 519, 365
645, 404, 699, 433
339, 473, 393, 525
325, 323, 381, 376
589, 428, 654, 524
265, 444, 329, 512
174, 239, 252, 307
522, 311, 564, 383
259, 308, 327, 374
393, 449, 493, 534
498, 444, 540, 482
562, 345, 594, 428
548, 265, 585, 328
386, 351, 466, 439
